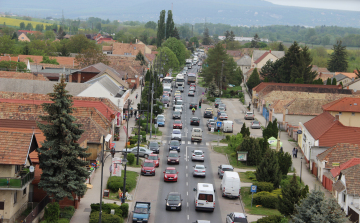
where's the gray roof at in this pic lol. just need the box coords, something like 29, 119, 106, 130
334, 73, 349, 82
30, 64, 43, 73
85, 75, 124, 97
237, 55, 251, 66
0, 78, 90, 96
252, 50, 285, 61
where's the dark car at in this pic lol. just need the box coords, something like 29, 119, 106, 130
165, 192, 183, 211
169, 140, 181, 152
203, 110, 213, 118
189, 102, 198, 109
167, 151, 180, 164
148, 141, 160, 154
190, 117, 200, 126
173, 111, 181, 119
215, 100, 221, 108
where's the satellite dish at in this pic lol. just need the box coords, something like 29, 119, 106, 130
29, 166, 35, 173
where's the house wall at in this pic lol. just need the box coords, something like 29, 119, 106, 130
239, 65, 250, 76
70, 72, 98, 83
127, 77, 139, 89
336, 77, 351, 85
300, 124, 318, 161
87, 143, 102, 161
0, 165, 14, 177
328, 111, 360, 127
254, 54, 279, 69
284, 114, 316, 126
77, 82, 119, 106
1, 186, 30, 222
271, 112, 283, 123
347, 80, 360, 92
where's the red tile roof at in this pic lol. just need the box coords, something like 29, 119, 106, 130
0, 56, 19, 62
18, 55, 77, 67
253, 82, 342, 93
318, 122, 360, 147
317, 143, 360, 169
330, 158, 360, 177
254, 52, 270, 64
303, 111, 338, 139
18, 30, 38, 34
322, 97, 360, 113
340, 163, 360, 196
0, 71, 49, 81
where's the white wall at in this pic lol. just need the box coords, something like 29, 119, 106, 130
77, 82, 119, 106
301, 124, 318, 161
285, 114, 316, 126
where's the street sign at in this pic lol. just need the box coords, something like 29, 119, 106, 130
217, 121, 222, 128
110, 142, 115, 148
214, 117, 217, 121
251, 185, 257, 193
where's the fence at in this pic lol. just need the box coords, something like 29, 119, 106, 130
23, 196, 50, 223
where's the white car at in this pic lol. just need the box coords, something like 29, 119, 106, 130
157, 114, 165, 122
226, 212, 248, 223
174, 105, 182, 113
192, 150, 205, 161
193, 164, 206, 177
219, 112, 228, 120
171, 129, 182, 141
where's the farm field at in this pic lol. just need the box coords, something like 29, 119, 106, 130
0, 17, 54, 28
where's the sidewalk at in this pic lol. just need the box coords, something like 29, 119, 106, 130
70, 87, 143, 223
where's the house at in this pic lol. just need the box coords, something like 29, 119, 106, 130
344, 78, 360, 92
268, 99, 293, 123
97, 38, 116, 45
325, 73, 352, 86
250, 50, 285, 70
298, 112, 360, 161
103, 41, 151, 56
336, 72, 358, 80
69, 63, 125, 83
17, 33, 30, 42
103, 46, 113, 55
332, 163, 360, 222
322, 97, 360, 127
17, 30, 37, 36
18, 55, 77, 69
86, 68, 129, 90
0, 71, 48, 81
0, 56, 19, 62
312, 66, 330, 81
236, 55, 251, 78
0, 131, 38, 223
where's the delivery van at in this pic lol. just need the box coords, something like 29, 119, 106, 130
220, 172, 241, 198
191, 128, 203, 142
222, 121, 233, 133
194, 183, 215, 212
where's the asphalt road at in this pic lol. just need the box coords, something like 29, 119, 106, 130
152, 65, 223, 223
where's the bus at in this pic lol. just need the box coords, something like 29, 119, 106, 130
186, 59, 192, 69
162, 77, 173, 86
175, 74, 185, 88
187, 73, 196, 85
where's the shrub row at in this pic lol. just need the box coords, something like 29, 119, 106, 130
255, 182, 274, 192
89, 211, 123, 223
90, 202, 129, 218
253, 189, 281, 209
257, 215, 284, 223
107, 171, 138, 193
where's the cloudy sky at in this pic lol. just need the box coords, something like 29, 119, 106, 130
265, 0, 360, 11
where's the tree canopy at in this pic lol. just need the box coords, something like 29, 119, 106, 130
328, 41, 348, 72
162, 37, 188, 66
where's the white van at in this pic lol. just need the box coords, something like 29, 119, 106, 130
191, 128, 203, 142
194, 183, 215, 212
222, 121, 233, 133
220, 172, 241, 198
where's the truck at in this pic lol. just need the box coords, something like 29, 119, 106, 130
175, 74, 185, 87
186, 59, 192, 69
187, 73, 196, 85
132, 201, 151, 223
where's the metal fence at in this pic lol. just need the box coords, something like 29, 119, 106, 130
23, 196, 50, 223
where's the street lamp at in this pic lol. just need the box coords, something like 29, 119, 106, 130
300, 156, 303, 184
121, 157, 128, 204
98, 134, 112, 223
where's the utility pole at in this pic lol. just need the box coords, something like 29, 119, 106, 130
136, 84, 142, 165
149, 83, 154, 138
192, 25, 193, 38
220, 60, 224, 96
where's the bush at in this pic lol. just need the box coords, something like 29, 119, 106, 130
107, 171, 138, 193
57, 219, 70, 223
245, 171, 257, 181
59, 206, 75, 220
90, 203, 127, 218
127, 153, 135, 165
226, 135, 231, 141
253, 191, 279, 209
89, 211, 123, 223
207, 97, 215, 102
257, 215, 284, 223
44, 202, 60, 223
120, 203, 129, 218
255, 182, 274, 192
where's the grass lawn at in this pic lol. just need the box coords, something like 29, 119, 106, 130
238, 172, 258, 183
229, 86, 242, 91
146, 130, 162, 136
241, 187, 281, 216
213, 146, 256, 169
127, 158, 143, 168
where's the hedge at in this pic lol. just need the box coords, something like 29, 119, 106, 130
59, 206, 75, 220
89, 211, 123, 223
90, 202, 129, 219
245, 171, 257, 181
43, 202, 60, 223
255, 182, 274, 192
253, 189, 282, 209
107, 171, 138, 193
257, 215, 284, 223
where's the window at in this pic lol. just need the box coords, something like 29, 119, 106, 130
343, 193, 346, 202
23, 188, 27, 195
198, 194, 206, 200
0, 201, 4, 210
15, 165, 20, 174
198, 194, 213, 202
14, 191, 17, 205
339, 112, 342, 115
352, 112, 355, 116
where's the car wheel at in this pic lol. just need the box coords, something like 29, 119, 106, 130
154, 172, 156, 176
144, 154, 149, 159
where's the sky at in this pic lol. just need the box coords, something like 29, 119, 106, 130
265, 0, 360, 12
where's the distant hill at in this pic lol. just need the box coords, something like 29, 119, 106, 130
2, 0, 360, 27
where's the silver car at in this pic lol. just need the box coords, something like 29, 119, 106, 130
193, 164, 206, 177
122, 147, 153, 158
218, 164, 234, 179
251, 120, 261, 129
206, 119, 215, 127
191, 150, 204, 161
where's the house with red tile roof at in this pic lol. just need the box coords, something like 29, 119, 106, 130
322, 97, 360, 127
18, 33, 30, 42
18, 55, 77, 68
0, 55, 19, 62
0, 71, 48, 81
103, 41, 151, 56
250, 50, 285, 70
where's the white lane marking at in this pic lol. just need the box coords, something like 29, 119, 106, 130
186, 173, 188, 177
187, 202, 189, 207
187, 191, 188, 196
187, 215, 189, 220
186, 165, 188, 169
188, 141, 191, 144
162, 140, 167, 144
206, 142, 209, 146
186, 182, 188, 186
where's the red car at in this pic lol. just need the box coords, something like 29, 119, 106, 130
141, 160, 156, 176
163, 167, 178, 182
173, 120, 183, 129
147, 154, 160, 167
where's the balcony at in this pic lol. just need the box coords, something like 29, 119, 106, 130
0, 172, 34, 190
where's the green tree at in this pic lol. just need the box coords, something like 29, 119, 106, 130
20, 22, 25, 29
246, 68, 261, 90
250, 33, 260, 48
240, 123, 250, 137
326, 78, 332, 85
56, 26, 66, 40
59, 43, 70, 57
0, 35, 15, 54
228, 133, 244, 151
156, 10, 166, 47
278, 42, 285, 51
312, 78, 324, 85
291, 189, 347, 223
255, 150, 282, 188
189, 37, 199, 48
278, 174, 302, 216
145, 21, 157, 30
37, 78, 90, 202
0, 61, 27, 71
135, 51, 146, 66
75, 48, 110, 68
171, 27, 180, 40
332, 78, 337, 85
11, 32, 18, 41
165, 10, 174, 39
277, 151, 292, 176
41, 56, 59, 65
156, 46, 179, 74
25, 23, 33, 30
35, 24, 44, 31
44, 30, 55, 40
23, 43, 30, 55
327, 41, 348, 72
162, 37, 187, 66
237, 137, 262, 166
202, 27, 211, 45
67, 34, 97, 53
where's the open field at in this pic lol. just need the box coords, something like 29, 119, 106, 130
0, 17, 55, 28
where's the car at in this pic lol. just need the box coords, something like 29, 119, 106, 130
217, 107, 226, 114
190, 83, 196, 88
167, 151, 180, 164
208, 122, 216, 131
198, 62, 202, 66
157, 117, 165, 127
203, 110, 213, 118
219, 112, 228, 120
205, 108, 214, 115
191, 150, 205, 162
173, 111, 181, 119
193, 221, 210, 223
193, 164, 206, 177
147, 154, 160, 167
174, 105, 183, 113
169, 140, 181, 152
141, 160, 156, 176
163, 167, 179, 182
173, 120, 183, 129
219, 104, 226, 110
148, 141, 160, 154
244, 112, 255, 120
190, 117, 200, 126
206, 119, 215, 127
175, 90, 181, 94
122, 147, 153, 158
163, 93, 170, 97
173, 95, 182, 103
165, 192, 182, 210
251, 120, 261, 129
188, 91, 195, 97
189, 86, 196, 92
226, 212, 248, 223
189, 102, 198, 109
218, 164, 234, 179
171, 129, 182, 141
215, 100, 221, 108
157, 114, 165, 122
178, 86, 184, 92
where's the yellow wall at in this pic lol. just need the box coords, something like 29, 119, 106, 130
0, 165, 14, 177
329, 111, 360, 127
87, 143, 101, 161
255, 54, 279, 69
1, 186, 30, 221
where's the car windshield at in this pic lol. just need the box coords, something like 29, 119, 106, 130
176, 101, 183, 105
194, 129, 201, 132
209, 119, 214, 122
148, 156, 158, 160
189, 91, 194, 94
170, 141, 180, 146
144, 162, 154, 167
134, 207, 148, 214
174, 111, 180, 115
192, 117, 199, 121
223, 168, 233, 171
210, 122, 215, 126
179, 87, 184, 89
195, 165, 205, 169
247, 112, 253, 115
157, 118, 164, 122
253, 121, 259, 124
173, 130, 181, 134
233, 218, 248, 222
174, 120, 181, 124
167, 194, 180, 201
149, 142, 158, 147
221, 113, 227, 116
158, 115, 164, 119
165, 169, 177, 174
175, 105, 181, 109
194, 152, 203, 155
169, 153, 178, 157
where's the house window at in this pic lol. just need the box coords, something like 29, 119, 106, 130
15, 165, 20, 174
14, 191, 17, 205
343, 193, 346, 202
23, 188, 27, 195
352, 112, 355, 116
0, 201, 4, 210
339, 112, 342, 115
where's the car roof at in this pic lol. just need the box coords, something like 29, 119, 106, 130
144, 160, 153, 163
233, 212, 246, 218
166, 167, 176, 170
221, 164, 233, 168
194, 149, 203, 152
195, 164, 205, 168
173, 129, 181, 132
169, 150, 178, 154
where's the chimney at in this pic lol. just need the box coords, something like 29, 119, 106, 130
335, 114, 340, 121
269, 50, 271, 53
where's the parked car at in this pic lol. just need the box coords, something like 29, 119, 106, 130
193, 164, 206, 177
148, 141, 160, 154
189, 102, 198, 109
173, 111, 181, 119
191, 150, 205, 162
215, 100, 221, 108
218, 164, 234, 179
188, 91, 195, 97
178, 86, 184, 92
122, 147, 152, 158
217, 107, 226, 114
171, 129, 182, 141
190, 117, 200, 126
169, 140, 181, 152
156, 114, 166, 122
147, 154, 160, 167
205, 108, 214, 115
165, 192, 182, 210
208, 122, 216, 131
244, 112, 255, 120
206, 119, 215, 127
141, 160, 156, 176
163, 167, 179, 182
173, 120, 183, 129
225, 212, 248, 223
167, 151, 180, 164
203, 110, 213, 118
219, 104, 226, 110
157, 117, 165, 127
219, 112, 228, 120
251, 120, 261, 129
